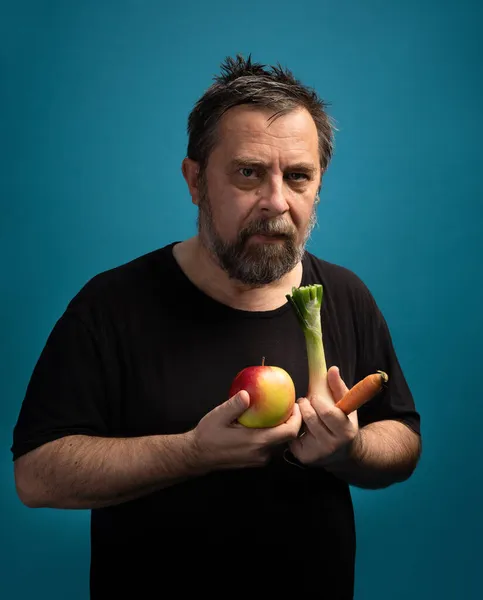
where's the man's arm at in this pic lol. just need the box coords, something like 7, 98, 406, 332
13, 390, 304, 510
323, 419, 422, 489
14, 432, 202, 510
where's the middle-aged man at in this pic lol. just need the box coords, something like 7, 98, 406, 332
12, 54, 422, 599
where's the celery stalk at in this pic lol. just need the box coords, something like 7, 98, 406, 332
286, 284, 328, 397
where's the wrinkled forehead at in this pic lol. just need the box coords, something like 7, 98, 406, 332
213, 105, 320, 165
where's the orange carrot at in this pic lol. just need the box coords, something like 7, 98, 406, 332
335, 370, 388, 415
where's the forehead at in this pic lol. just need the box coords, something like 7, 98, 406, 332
212, 105, 319, 163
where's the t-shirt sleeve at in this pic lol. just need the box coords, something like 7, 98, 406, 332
10, 309, 111, 461
353, 281, 421, 436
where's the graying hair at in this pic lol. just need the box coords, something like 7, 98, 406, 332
186, 54, 335, 175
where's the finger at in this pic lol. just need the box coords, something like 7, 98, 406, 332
327, 366, 349, 403
215, 391, 250, 425
348, 410, 359, 428
285, 401, 302, 427
310, 393, 350, 435
264, 403, 302, 444
298, 397, 330, 437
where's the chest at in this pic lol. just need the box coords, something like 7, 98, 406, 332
110, 304, 358, 436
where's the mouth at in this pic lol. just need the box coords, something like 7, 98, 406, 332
250, 233, 288, 242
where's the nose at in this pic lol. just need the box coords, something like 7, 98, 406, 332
258, 178, 290, 216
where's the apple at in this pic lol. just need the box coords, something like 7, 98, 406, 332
229, 357, 296, 428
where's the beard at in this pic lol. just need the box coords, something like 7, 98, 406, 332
196, 180, 318, 287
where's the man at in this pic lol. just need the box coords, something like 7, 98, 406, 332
11, 54, 421, 599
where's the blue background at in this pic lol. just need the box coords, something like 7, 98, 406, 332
2, 0, 482, 598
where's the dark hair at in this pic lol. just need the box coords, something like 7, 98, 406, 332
186, 54, 335, 175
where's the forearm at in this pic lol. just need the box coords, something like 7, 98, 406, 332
14, 432, 203, 509
323, 420, 422, 489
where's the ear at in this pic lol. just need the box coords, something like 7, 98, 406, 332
181, 158, 202, 206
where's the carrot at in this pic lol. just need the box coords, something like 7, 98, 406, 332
335, 370, 388, 415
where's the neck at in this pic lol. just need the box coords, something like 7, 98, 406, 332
172, 236, 304, 312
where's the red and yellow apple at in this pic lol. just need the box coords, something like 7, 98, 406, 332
229, 358, 296, 428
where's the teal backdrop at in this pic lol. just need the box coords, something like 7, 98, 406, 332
2, 0, 482, 598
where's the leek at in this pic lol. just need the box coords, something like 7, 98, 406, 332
286, 284, 328, 397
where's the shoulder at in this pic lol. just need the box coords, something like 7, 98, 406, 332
65, 242, 178, 317
303, 250, 375, 304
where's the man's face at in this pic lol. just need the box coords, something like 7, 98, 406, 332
196, 105, 321, 286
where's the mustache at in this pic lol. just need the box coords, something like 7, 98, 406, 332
239, 218, 297, 242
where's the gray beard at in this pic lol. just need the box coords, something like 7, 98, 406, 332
196, 188, 318, 287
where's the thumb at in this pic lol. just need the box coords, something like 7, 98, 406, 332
218, 390, 250, 424
327, 366, 349, 403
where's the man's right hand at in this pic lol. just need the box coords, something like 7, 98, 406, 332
191, 391, 302, 471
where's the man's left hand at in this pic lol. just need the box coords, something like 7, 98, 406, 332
289, 366, 359, 466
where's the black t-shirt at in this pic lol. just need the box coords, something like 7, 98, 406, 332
11, 242, 420, 599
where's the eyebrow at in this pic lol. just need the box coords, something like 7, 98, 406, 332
228, 156, 317, 175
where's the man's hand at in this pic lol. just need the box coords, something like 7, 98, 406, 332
192, 390, 303, 471
289, 366, 359, 466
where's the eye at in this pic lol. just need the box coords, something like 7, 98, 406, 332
286, 172, 309, 181
239, 167, 258, 179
